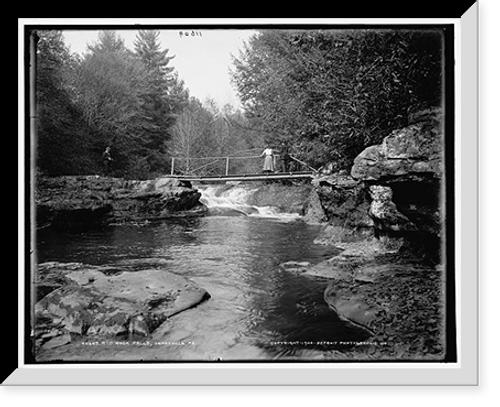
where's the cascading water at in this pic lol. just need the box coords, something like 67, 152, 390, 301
198, 184, 299, 220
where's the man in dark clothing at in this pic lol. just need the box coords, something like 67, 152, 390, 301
102, 146, 113, 175
279, 142, 292, 173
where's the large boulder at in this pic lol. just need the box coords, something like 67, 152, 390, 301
351, 107, 443, 183
34, 262, 210, 353
111, 177, 207, 222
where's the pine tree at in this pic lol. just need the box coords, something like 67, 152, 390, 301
134, 30, 174, 77
87, 30, 126, 54
133, 30, 188, 173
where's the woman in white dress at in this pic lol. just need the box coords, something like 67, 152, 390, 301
261, 145, 275, 172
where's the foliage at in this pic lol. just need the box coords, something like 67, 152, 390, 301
35, 29, 443, 178
70, 33, 149, 176
36, 30, 189, 179
133, 30, 189, 174
169, 97, 261, 175
231, 29, 443, 170
36, 31, 97, 175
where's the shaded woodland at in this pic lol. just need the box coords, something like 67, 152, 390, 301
34, 28, 443, 178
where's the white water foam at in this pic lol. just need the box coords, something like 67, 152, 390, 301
198, 185, 300, 221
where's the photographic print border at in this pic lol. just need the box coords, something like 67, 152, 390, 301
9, 9, 476, 384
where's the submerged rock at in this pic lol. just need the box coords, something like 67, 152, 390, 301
305, 240, 391, 279
279, 261, 312, 274
324, 286, 379, 335
34, 262, 210, 353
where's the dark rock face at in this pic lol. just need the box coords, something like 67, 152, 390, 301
351, 107, 443, 183
368, 185, 417, 233
349, 107, 444, 262
36, 176, 115, 230
310, 175, 373, 244
36, 176, 207, 230
302, 188, 327, 223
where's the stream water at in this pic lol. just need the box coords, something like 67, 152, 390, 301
37, 185, 370, 361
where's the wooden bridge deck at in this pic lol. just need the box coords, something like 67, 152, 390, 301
170, 171, 315, 182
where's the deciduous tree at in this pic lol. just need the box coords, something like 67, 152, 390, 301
231, 29, 443, 170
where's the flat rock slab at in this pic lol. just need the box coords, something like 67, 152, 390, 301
35, 262, 210, 353
64, 267, 208, 318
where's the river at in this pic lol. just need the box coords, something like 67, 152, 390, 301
36, 185, 371, 361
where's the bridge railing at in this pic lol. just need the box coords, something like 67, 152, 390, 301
170, 154, 313, 177
170, 156, 263, 176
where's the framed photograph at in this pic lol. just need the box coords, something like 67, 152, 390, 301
10, 7, 477, 385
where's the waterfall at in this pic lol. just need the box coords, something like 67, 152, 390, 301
198, 184, 299, 220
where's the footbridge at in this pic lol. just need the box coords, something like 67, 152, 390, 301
168, 154, 317, 182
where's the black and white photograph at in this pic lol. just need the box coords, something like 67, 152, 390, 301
25, 22, 457, 367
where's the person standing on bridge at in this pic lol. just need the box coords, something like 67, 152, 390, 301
278, 141, 292, 173
260, 144, 276, 173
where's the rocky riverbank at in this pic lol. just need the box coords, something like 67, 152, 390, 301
311, 107, 444, 256
281, 107, 448, 360
36, 175, 207, 230
281, 241, 445, 360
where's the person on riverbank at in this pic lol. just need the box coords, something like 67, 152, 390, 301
260, 145, 276, 173
102, 146, 113, 175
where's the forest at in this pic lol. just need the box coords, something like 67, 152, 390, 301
34, 28, 443, 179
